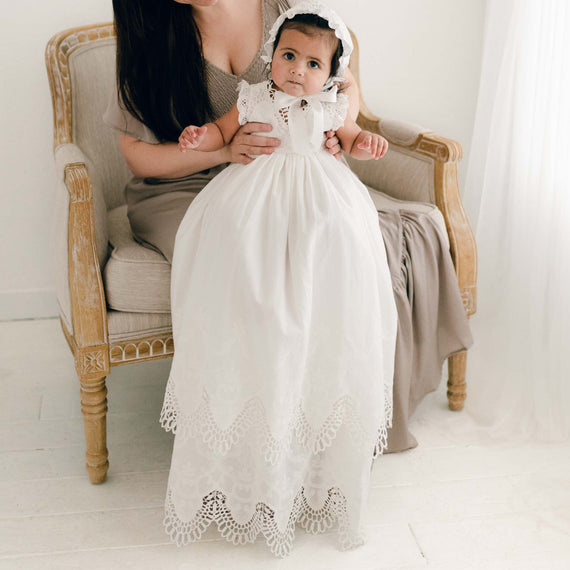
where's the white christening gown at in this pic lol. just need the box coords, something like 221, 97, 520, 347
160, 79, 398, 557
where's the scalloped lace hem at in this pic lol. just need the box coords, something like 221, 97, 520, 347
164, 486, 364, 558
160, 384, 393, 464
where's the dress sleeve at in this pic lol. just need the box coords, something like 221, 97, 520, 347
236, 80, 252, 126
323, 92, 350, 132
102, 87, 161, 145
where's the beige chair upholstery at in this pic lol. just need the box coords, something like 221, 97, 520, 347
46, 23, 477, 484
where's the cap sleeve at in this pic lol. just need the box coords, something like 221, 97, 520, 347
236, 80, 253, 126
102, 88, 161, 145
323, 92, 350, 132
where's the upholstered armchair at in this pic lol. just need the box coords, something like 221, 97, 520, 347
45, 24, 476, 484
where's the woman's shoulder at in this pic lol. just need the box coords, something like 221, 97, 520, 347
266, 0, 303, 11
103, 86, 160, 145
263, 0, 304, 22
264, 0, 292, 16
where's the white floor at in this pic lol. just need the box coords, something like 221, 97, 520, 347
0, 319, 569, 570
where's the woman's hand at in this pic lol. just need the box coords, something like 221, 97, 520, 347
225, 122, 281, 165
325, 130, 343, 160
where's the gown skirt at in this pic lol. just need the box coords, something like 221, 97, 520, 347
160, 147, 398, 556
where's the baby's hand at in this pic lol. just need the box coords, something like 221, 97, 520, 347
355, 131, 388, 160
179, 125, 208, 152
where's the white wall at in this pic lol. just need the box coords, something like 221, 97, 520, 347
0, 0, 114, 320
0, 0, 485, 321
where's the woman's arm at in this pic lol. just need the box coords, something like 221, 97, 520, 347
119, 119, 280, 178
179, 105, 241, 152
119, 134, 228, 179
343, 67, 360, 122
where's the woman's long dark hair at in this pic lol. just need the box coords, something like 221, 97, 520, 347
113, 0, 213, 142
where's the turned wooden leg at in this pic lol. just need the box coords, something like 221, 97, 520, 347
447, 350, 467, 411
79, 374, 109, 483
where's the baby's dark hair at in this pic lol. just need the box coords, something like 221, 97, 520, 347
273, 14, 343, 78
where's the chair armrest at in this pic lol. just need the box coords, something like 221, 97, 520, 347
53, 144, 110, 367
352, 108, 478, 316
55, 144, 109, 268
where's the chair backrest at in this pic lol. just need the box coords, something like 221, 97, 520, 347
46, 24, 132, 211
47, 23, 436, 211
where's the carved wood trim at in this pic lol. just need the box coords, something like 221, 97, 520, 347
110, 334, 174, 366
76, 346, 111, 378
45, 23, 115, 148
434, 162, 478, 316
64, 163, 110, 352
63, 315, 173, 371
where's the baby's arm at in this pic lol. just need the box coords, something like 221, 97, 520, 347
336, 116, 388, 161
179, 104, 241, 153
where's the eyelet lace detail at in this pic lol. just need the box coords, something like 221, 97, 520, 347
236, 80, 349, 139
161, 383, 392, 464
164, 486, 364, 558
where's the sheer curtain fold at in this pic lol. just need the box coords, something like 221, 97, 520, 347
464, 0, 570, 440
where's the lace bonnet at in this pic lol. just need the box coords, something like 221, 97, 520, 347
261, 1, 354, 90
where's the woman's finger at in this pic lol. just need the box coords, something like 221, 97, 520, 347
243, 145, 275, 156
328, 143, 341, 157
325, 137, 336, 149
237, 154, 254, 165
241, 122, 273, 134
239, 134, 281, 148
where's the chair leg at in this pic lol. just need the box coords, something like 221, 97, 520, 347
447, 350, 467, 411
79, 374, 109, 483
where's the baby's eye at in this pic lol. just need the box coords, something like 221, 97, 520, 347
283, 52, 294, 61
308, 61, 320, 69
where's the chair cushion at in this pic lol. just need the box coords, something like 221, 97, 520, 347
107, 309, 171, 342
103, 192, 449, 314
103, 206, 171, 313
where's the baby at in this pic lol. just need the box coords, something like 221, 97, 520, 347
165, 3, 398, 556
178, 12, 388, 161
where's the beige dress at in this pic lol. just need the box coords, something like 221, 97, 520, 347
103, 0, 472, 457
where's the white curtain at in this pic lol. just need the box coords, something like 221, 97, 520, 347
463, 0, 570, 441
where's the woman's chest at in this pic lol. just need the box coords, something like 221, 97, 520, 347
200, 3, 263, 76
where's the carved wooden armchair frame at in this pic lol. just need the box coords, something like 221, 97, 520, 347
45, 24, 477, 484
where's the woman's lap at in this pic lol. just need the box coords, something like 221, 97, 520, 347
127, 190, 200, 263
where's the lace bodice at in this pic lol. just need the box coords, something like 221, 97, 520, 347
237, 80, 349, 154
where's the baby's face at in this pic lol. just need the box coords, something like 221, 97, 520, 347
271, 29, 334, 97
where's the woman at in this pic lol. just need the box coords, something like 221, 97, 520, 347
106, 0, 472, 471
105, 0, 357, 262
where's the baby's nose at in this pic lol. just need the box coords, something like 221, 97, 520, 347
290, 62, 304, 75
